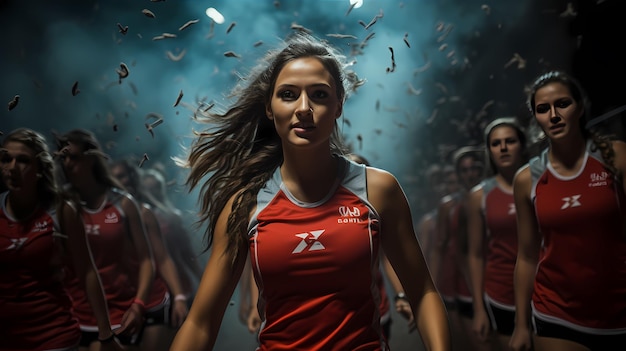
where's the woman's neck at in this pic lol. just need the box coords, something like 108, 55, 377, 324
280, 149, 338, 202
6, 191, 40, 221
75, 182, 109, 210
549, 136, 587, 169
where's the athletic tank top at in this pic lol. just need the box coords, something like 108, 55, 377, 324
63, 188, 138, 330
249, 156, 388, 350
529, 144, 626, 331
481, 177, 517, 308
0, 191, 81, 350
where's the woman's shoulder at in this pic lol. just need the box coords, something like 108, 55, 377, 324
611, 140, 626, 174
365, 166, 399, 192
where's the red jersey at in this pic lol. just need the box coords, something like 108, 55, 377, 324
0, 191, 81, 350
128, 203, 169, 311
448, 198, 472, 302
435, 193, 460, 303
530, 145, 626, 331
481, 177, 517, 308
63, 188, 138, 330
249, 156, 388, 350
153, 207, 196, 296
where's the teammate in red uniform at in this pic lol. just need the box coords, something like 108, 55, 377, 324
111, 159, 190, 351
511, 70, 626, 351
467, 117, 528, 350
430, 147, 484, 351
170, 32, 451, 351
0, 128, 122, 351
56, 129, 155, 350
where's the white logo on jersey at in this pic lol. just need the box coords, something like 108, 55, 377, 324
85, 224, 101, 235
292, 230, 326, 254
338, 206, 363, 223
32, 221, 48, 232
508, 203, 516, 215
104, 212, 118, 224
561, 195, 582, 209
338, 206, 360, 217
589, 172, 608, 187
6, 238, 27, 250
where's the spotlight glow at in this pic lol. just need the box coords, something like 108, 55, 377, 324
205, 7, 225, 24
349, 0, 363, 9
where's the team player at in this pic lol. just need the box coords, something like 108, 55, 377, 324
56, 129, 155, 350
170, 32, 451, 350
0, 128, 122, 351
467, 117, 528, 350
510, 70, 626, 351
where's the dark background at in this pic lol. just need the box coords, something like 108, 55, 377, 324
1, 1, 625, 348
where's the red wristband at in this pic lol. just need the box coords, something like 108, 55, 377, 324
133, 298, 145, 310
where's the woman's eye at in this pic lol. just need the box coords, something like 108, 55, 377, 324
535, 105, 550, 114
279, 90, 296, 100
311, 90, 329, 99
556, 100, 572, 109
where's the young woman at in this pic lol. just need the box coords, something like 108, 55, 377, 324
511, 71, 626, 351
467, 117, 528, 350
170, 33, 451, 350
429, 147, 485, 351
56, 129, 155, 350
110, 159, 189, 351
0, 128, 122, 351
141, 168, 203, 306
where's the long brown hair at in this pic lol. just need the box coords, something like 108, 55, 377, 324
526, 70, 617, 175
2, 128, 59, 210
184, 32, 364, 259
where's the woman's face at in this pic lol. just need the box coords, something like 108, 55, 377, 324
59, 141, 93, 186
457, 156, 482, 190
0, 141, 40, 193
111, 164, 133, 193
266, 57, 343, 150
488, 125, 523, 172
533, 82, 583, 141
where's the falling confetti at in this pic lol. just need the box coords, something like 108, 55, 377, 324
385, 47, 396, 73
173, 90, 183, 107
71, 81, 80, 96
179, 19, 199, 31
116, 62, 129, 84
7, 95, 19, 111
226, 22, 236, 34
141, 9, 156, 18
138, 153, 149, 168
166, 49, 187, 62
117, 23, 128, 35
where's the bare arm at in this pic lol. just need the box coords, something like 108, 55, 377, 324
117, 196, 155, 336
247, 264, 261, 333
466, 185, 490, 340
368, 168, 451, 351
61, 201, 123, 350
238, 256, 252, 324
428, 198, 452, 287
510, 166, 540, 351
169, 196, 249, 351
169, 213, 204, 280
381, 253, 414, 329
141, 205, 188, 327
612, 140, 626, 238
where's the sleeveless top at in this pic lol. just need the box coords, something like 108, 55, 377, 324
0, 191, 81, 350
480, 177, 517, 308
528, 144, 626, 331
63, 188, 138, 330
249, 156, 389, 350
